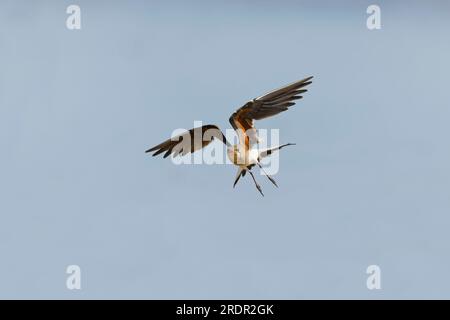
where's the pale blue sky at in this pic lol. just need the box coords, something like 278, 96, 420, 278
1, 0, 450, 299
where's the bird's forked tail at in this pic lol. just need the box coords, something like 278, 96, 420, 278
258, 143, 295, 160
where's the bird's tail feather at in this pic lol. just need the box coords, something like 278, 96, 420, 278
258, 143, 295, 159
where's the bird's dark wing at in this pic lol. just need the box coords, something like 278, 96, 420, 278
145, 124, 227, 158
229, 76, 313, 147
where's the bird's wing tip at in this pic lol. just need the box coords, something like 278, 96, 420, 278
146, 146, 157, 153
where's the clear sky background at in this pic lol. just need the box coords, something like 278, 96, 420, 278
1, 0, 450, 299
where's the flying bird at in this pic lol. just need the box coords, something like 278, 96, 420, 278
146, 76, 313, 196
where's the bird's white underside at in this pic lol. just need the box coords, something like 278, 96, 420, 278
227, 145, 262, 167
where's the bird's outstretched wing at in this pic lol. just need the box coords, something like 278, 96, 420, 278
229, 76, 313, 147
146, 124, 227, 158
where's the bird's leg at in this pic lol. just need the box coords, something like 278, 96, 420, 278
257, 163, 278, 188
233, 168, 244, 188
248, 170, 264, 197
